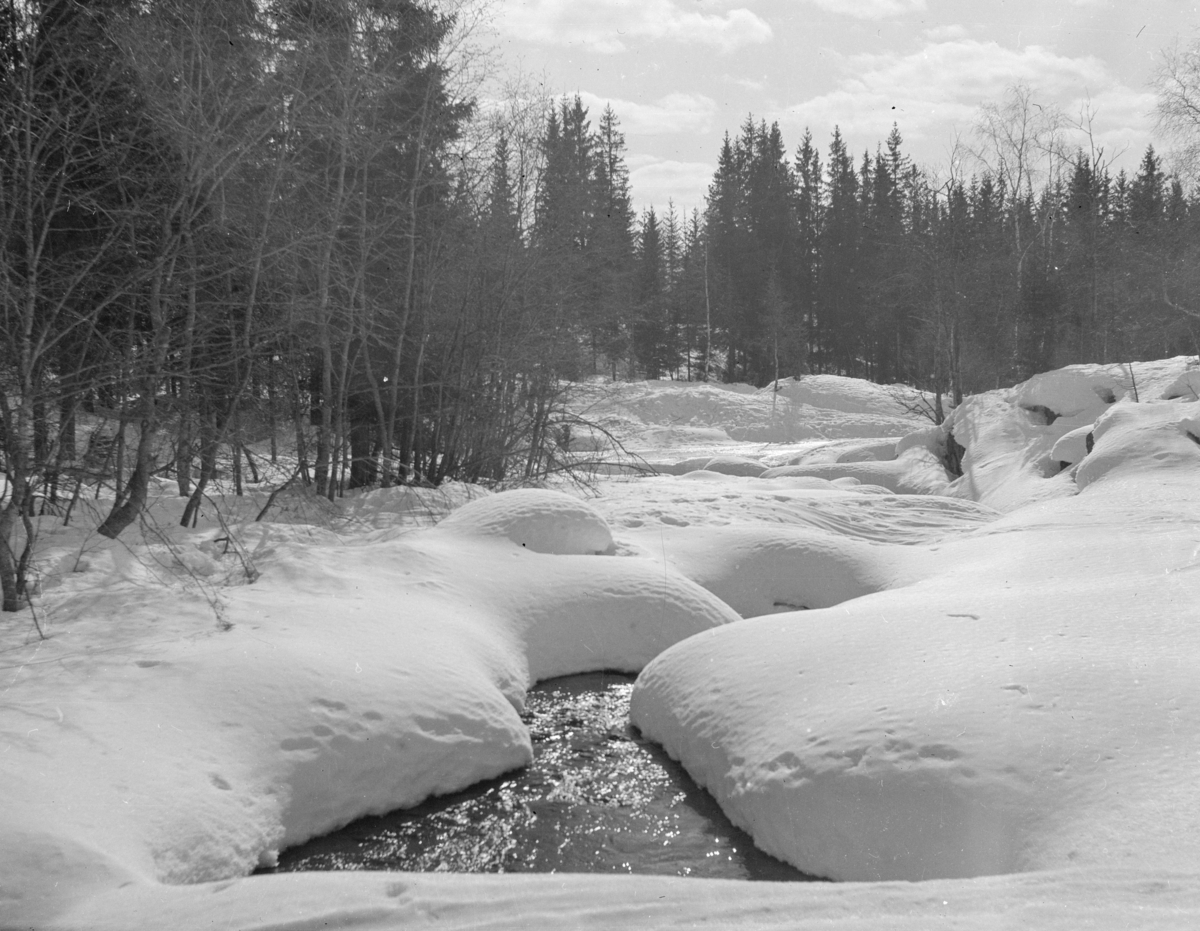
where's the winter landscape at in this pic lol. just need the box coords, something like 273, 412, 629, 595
5, 358, 1200, 929
8, 1, 1200, 928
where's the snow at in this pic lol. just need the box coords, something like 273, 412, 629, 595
5, 357, 1200, 929
759, 445, 951, 495
693, 454, 770, 476
630, 361, 1200, 884
1, 487, 735, 924
434, 487, 615, 554
569, 375, 933, 461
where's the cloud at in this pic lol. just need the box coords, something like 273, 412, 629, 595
497, 0, 772, 54
803, 0, 926, 19
923, 24, 969, 41
778, 39, 1153, 163
628, 157, 714, 212
1072, 87, 1159, 166
578, 92, 718, 135
726, 74, 767, 92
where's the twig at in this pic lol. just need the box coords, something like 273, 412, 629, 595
255, 465, 302, 522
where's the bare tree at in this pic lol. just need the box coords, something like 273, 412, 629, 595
0, 1, 172, 606
1151, 42, 1200, 340
971, 83, 1068, 293
1154, 40, 1200, 181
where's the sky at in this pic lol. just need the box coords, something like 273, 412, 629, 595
483, 0, 1200, 217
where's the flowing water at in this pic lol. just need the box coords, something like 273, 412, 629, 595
264, 672, 821, 881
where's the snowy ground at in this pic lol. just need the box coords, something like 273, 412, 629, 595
4, 360, 1200, 929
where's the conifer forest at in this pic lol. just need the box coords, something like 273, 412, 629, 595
3, 0, 1200, 602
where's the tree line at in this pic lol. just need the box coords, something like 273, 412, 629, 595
526, 86, 1200, 414
4, 0, 1200, 611
631, 92, 1200, 409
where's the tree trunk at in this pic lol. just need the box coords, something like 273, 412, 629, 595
97, 415, 155, 539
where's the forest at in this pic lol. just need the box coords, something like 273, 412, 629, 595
3, 0, 1200, 611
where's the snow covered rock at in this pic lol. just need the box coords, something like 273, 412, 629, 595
436, 488, 614, 554
1161, 367, 1200, 401
759, 446, 951, 495
942, 389, 1077, 511
1015, 366, 1125, 423
701, 455, 767, 477
1076, 400, 1200, 489
1049, 424, 1093, 466
658, 455, 719, 475
943, 359, 1200, 512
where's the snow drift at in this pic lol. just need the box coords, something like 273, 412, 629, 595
630, 364, 1200, 883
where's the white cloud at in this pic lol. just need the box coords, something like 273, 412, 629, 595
778, 39, 1153, 164
497, 0, 772, 54
804, 0, 926, 19
923, 24, 969, 41
726, 74, 767, 92
628, 157, 714, 213
578, 92, 719, 135
1070, 88, 1159, 167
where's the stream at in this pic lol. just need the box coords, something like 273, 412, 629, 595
264, 672, 821, 881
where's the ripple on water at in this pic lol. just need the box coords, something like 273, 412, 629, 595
265, 672, 822, 881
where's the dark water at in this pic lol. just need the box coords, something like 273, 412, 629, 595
263, 672, 821, 881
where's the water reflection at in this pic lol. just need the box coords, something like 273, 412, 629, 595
265, 672, 819, 881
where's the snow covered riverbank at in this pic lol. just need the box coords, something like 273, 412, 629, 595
4, 359, 1200, 929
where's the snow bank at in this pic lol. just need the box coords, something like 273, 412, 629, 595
592, 470, 999, 544
621, 524, 918, 617
769, 374, 929, 416
759, 446, 951, 495
435, 487, 614, 554
1076, 399, 1200, 489
942, 358, 1198, 511
56, 866, 1200, 930
631, 391, 1200, 883
1, 490, 736, 924
573, 377, 931, 459
698, 454, 769, 477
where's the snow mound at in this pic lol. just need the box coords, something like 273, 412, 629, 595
622, 524, 914, 617
594, 472, 999, 544
573, 378, 932, 458
1015, 367, 1125, 423
1, 494, 737, 920
631, 395, 1200, 884
700, 455, 767, 477
944, 357, 1199, 511
768, 374, 929, 416
1076, 400, 1200, 489
436, 488, 614, 554
1161, 367, 1200, 401
759, 446, 951, 495
1049, 424, 1093, 466
770, 437, 900, 466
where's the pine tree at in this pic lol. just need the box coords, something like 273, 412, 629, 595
590, 104, 635, 377
817, 127, 863, 375
633, 207, 675, 377
794, 129, 822, 368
